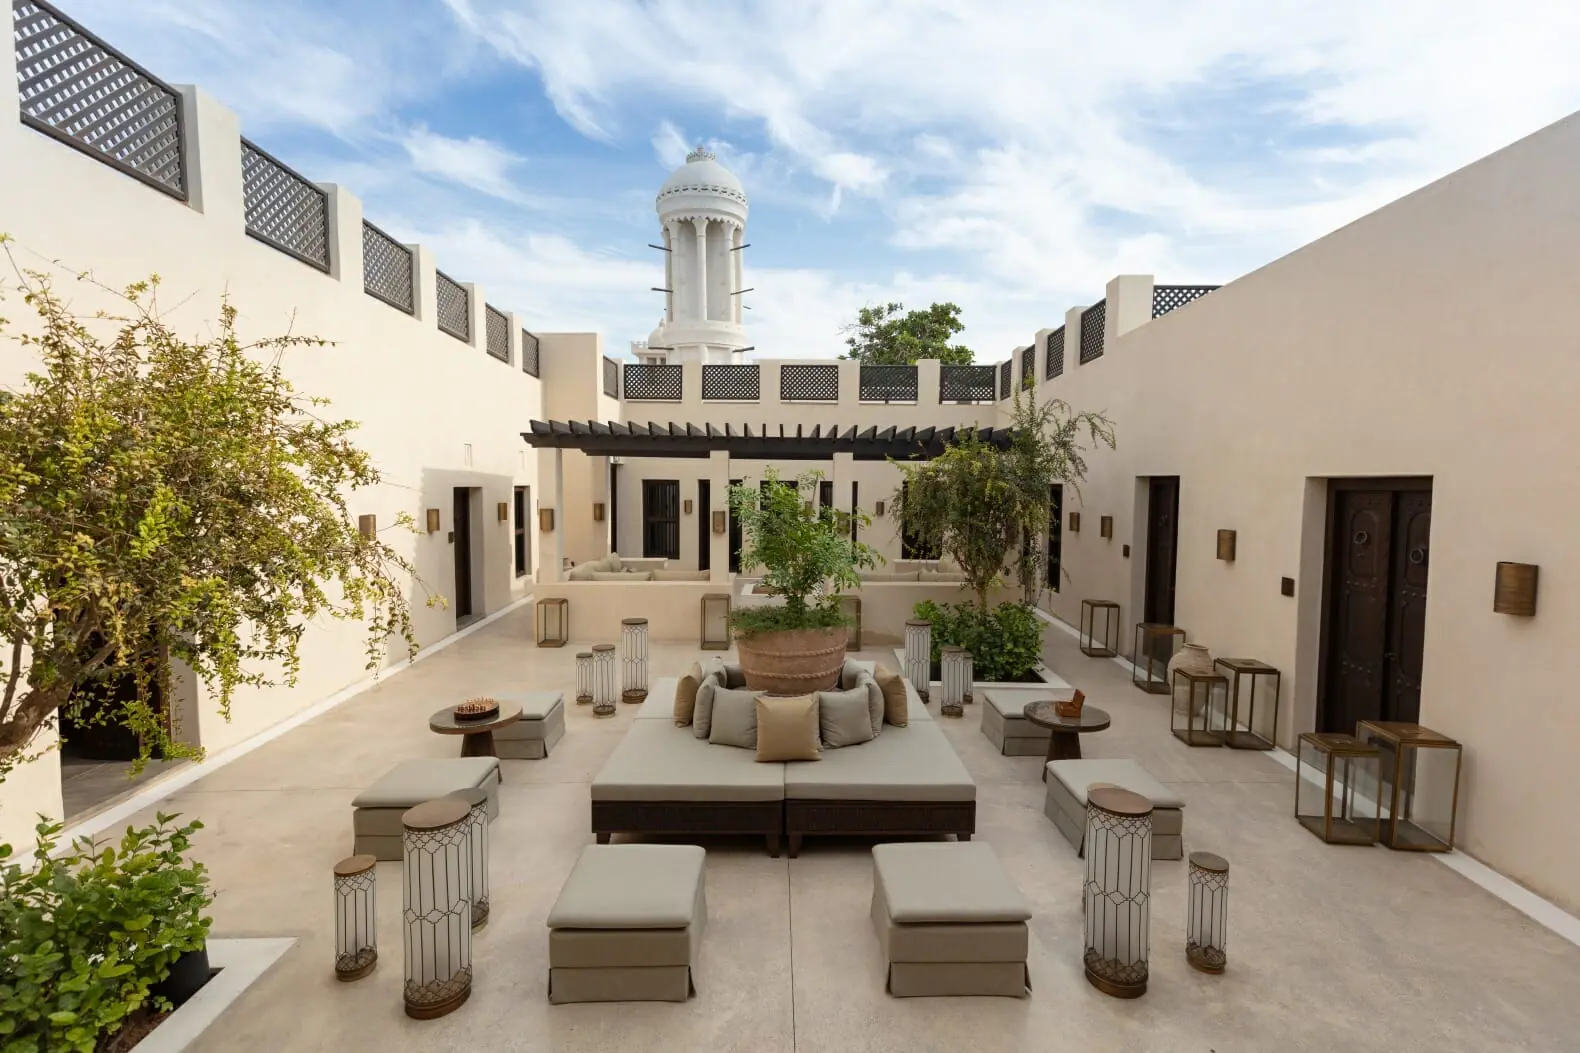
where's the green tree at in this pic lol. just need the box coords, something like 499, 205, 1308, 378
0, 246, 430, 781
840, 301, 974, 365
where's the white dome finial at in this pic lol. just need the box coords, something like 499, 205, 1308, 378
686, 144, 715, 163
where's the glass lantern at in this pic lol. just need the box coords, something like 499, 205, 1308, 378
939, 646, 968, 718
401, 797, 474, 1019
1083, 787, 1153, 999
1213, 657, 1280, 750
1171, 670, 1228, 747
1185, 852, 1229, 974
447, 788, 490, 930
701, 593, 731, 650
904, 619, 932, 703
574, 652, 594, 705
333, 854, 377, 982
1132, 623, 1183, 694
1080, 599, 1121, 658
591, 644, 617, 717
960, 651, 974, 705
621, 618, 649, 704
536, 597, 568, 648
1356, 721, 1463, 852
1295, 733, 1381, 845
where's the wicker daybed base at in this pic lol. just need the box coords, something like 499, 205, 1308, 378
591, 800, 784, 858
784, 799, 976, 858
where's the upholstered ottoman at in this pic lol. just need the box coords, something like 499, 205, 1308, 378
351, 757, 500, 860
1044, 759, 1185, 860
870, 842, 1031, 998
979, 688, 1069, 756
491, 691, 566, 759
547, 844, 706, 1004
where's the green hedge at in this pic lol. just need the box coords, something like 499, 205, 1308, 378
912, 600, 1042, 682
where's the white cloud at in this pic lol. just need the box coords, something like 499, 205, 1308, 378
399, 125, 524, 202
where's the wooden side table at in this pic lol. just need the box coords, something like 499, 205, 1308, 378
429, 703, 523, 761
1023, 701, 1112, 777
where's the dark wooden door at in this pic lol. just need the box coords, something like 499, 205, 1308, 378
513, 485, 529, 578
1143, 476, 1180, 625
697, 480, 711, 571
643, 480, 680, 559
452, 487, 473, 619
1320, 479, 1432, 733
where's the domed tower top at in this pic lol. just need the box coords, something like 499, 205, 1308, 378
649, 146, 751, 364
656, 146, 748, 225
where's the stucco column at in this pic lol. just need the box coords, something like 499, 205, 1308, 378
732, 224, 744, 323
693, 219, 709, 322
1106, 274, 1156, 342
175, 85, 242, 226
664, 222, 676, 322
541, 448, 565, 583
916, 359, 942, 408
831, 451, 855, 547
317, 184, 363, 290
709, 449, 730, 584
1065, 306, 1087, 366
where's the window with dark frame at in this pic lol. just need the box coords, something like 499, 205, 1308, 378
513, 486, 530, 577
642, 480, 681, 559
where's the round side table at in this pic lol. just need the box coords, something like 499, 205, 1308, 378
1023, 701, 1112, 779
429, 703, 523, 761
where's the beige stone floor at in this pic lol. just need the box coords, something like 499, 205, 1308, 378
103, 606, 1580, 1052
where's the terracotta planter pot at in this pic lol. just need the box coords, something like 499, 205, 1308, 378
736, 626, 848, 695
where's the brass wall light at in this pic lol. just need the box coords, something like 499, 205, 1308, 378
1100, 515, 1113, 539
711, 510, 727, 535
1281, 577, 1295, 597
358, 514, 377, 539
497, 502, 509, 523
425, 509, 441, 534
683, 499, 693, 515
592, 502, 605, 523
875, 500, 886, 517
1217, 530, 1237, 562
538, 508, 555, 532
1069, 511, 1081, 533
1493, 562, 1538, 616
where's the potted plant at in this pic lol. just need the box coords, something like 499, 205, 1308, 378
728, 468, 878, 693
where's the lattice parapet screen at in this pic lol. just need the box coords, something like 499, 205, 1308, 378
859, 364, 918, 402
603, 357, 619, 398
998, 359, 1012, 399
623, 364, 683, 400
939, 364, 996, 403
780, 364, 840, 402
1079, 299, 1107, 363
485, 305, 509, 362
1046, 327, 1065, 379
13, 0, 186, 199
1021, 346, 1036, 390
1152, 284, 1220, 318
435, 271, 470, 342
520, 329, 540, 377
361, 221, 413, 312
701, 364, 760, 401
241, 139, 329, 271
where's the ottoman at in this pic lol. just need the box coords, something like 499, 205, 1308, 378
492, 690, 566, 759
870, 842, 1031, 998
547, 844, 706, 1004
1044, 759, 1185, 860
979, 688, 1070, 756
351, 757, 500, 860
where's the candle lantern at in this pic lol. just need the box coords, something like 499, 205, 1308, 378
1295, 732, 1381, 845
1185, 852, 1229, 974
961, 650, 974, 705
1083, 787, 1153, 999
904, 619, 932, 703
939, 646, 968, 718
333, 854, 378, 981
701, 593, 731, 650
536, 597, 569, 647
621, 618, 649, 703
1171, 669, 1229, 747
1213, 657, 1281, 750
447, 788, 491, 930
401, 798, 474, 1019
1356, 721, 1463, 852
591, 644, 617, 717
1132, 623, 1183, 693
574, 652, 594, 705
1080, 599, 1121, 658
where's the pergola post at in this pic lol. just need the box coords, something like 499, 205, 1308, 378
831, 451, 855, 542
709, 449, 731, 583
541, 447, 564, 583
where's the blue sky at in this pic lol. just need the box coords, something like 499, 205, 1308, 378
65, 0, 1580, 361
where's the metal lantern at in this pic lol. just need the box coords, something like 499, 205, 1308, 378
1356, 721, 1463, 852
939, 646, 968, 719
575, 651, 594, 705
1132, 623, 1183, 693
1083, 787, 1153, 999
961, 651, 974, 705
401, 797, 474, 1020
701, 593, 731, 650
591, 644, 617, 717
536, 597, 569, 648
447, 788, 490, 930
1213, 657, 1281, 750
621, 618, 649, 704
333, 854, 378, 982
1080, 599, 1121, 658
1171, 670, 1228, 747
1185, 852, 1229, 974
1295, 732, 1382, 845
904, 619, 932, 703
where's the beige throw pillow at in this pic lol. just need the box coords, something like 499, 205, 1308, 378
875, 668, 909, 727
674, 662, 705, 726
756, 694, 822, 762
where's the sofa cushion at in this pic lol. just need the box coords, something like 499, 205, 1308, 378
784, 720, 974, 801
863, 676, 885, 738
756, 694, 821, 762
876, 668, 909, 727
352, 757, 500, 808
547, 844, 704, 930
817, 687, 875, 749
674, 663, 704, 726
708, 687, 760, 749
1046, 759, 1185, 809
605, 552, 624, 572
567, 563, 597, 581
592, 719, 784, 802
720, 662, 747, 689
872, 842, 1030, 925
693, 677, 720, 739
488, 690, 564, 721
593, 570, 652, 582
652, 569, 710, 581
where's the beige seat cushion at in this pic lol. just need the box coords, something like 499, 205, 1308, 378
352, 757, 500, 808
488, 690, 564, 721
783, 720, 973, 801
757, 694, 821, 762
673, 664, 704, 725
981, 687, 1070, 721
875, 668, 909, 727
1046, 759, 1185, 809
872, 842, 1030, 924
636, 677, 680, 719
859, 571, 921, 582
652, 569, 710, 581
592, 719, 784, 802
594, 570, 652, 581
567, 563, 597, 581
548, 844, 705, 929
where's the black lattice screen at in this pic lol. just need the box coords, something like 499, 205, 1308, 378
603, 357, 619, 398
435, 271, 470, 341
1079, 300, 1107, 363
780, 364, 840, 402
485, 305, 509, 362
13, 0, 186, 199
623, 364, 683, 400
1021, 346, 1036, 390
999, 359, 1012, 399
521, 329, 540, 377
701, 364, 760, 401
1152, 284, 1220, 318
361, 221, 413, 312
1046, 327, 1065, 379
859, 364, 918, 402
940, 365, 996, 403
241, 139, 329, 271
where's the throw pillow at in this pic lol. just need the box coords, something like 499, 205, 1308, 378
720, 662, 747, 689
839, 661, 862, 690
817, 686, 875, 748
708, 687, 760, 749
566, 563, 596, 581
875, 668, 909, 727
860, 674, 885, 738
756, 694, 821, 762
674, 662, 705, 726
693, 675, 722, 739
605, 552, 623, 572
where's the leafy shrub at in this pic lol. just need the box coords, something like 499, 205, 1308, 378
913, 600, 1043, 682
0, 813, 213, 1052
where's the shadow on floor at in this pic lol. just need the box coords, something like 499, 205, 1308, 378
60, 756, 186, 820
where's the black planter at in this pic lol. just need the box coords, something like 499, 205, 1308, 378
151, 947, 211, 1007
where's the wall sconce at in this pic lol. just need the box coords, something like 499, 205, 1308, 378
1493, 562, 1538, 616
358, 514, 376, 539
711, 510, 727, 535
425, 509, 441, 534
875, 500, 886, 517
1122, 544, 1130, 559
1281, 577, 1296, 597
1217, 530, 1237, 562
539, 508, 555, 532
497, 502, 508, 523
683, 499, 693, 515
592, 503, 605, 523
1069, 511, 1081, 533
1100, 515, 1113, 539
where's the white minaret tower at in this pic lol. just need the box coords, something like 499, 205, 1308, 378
646, 146, 751, 364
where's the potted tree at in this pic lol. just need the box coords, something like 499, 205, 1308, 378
728, 469, 878, 693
